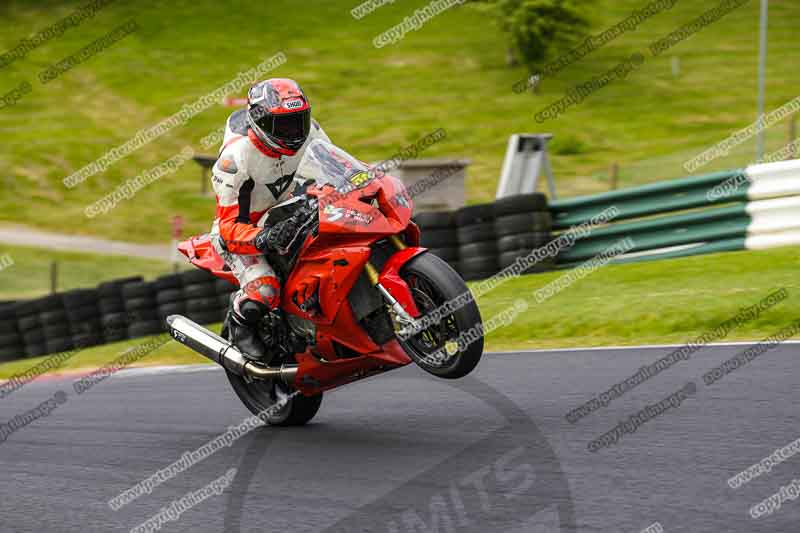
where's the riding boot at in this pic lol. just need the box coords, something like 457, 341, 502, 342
227, 299, 272, 364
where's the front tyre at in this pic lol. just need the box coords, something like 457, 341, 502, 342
397, 252, 483, 379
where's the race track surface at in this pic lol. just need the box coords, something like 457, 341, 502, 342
0, 344, 798, 532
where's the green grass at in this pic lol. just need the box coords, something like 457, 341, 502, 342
1, 245, 796, 379
477, 246, 800, 350
1, 0, 798, 242
0, 244, 172, 300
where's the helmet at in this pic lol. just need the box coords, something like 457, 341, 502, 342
247, 78, 311, 156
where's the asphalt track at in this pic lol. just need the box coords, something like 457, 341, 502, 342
0, 343, 798, 532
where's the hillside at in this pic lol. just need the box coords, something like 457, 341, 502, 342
0, 0, 797, 243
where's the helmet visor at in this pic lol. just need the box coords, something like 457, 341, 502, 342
254, 109, 311, 143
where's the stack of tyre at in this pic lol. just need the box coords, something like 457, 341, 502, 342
40, 292, 75, 354
179, 269, 228, 326
122, 280, 164, 339
455, 203, 499, 281
16, 299, 48, 358
62, 289, 105, 350
414, 211, 459, 272
98, 276, 142, 343
153, 273, 185, 328
0, 303, 20, 362
215, 279, 237, 322
493, 193, 554, 273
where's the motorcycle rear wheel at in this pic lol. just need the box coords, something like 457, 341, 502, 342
221, 325, 323, 426
397, 252, 484, 379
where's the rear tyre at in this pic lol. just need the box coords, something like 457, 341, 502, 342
221, 325, 323, 426
397, 252, 483, 379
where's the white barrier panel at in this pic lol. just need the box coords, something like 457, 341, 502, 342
745, 229, 800, 250
746, 159, 800, 200
746, 196, 800, 234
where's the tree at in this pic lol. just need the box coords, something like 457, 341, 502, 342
497, 0, 590, 72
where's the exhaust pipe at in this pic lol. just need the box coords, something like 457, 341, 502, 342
166, 315, 297, 383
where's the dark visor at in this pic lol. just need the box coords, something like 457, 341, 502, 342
254, 110, 311, 141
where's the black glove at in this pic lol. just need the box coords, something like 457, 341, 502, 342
254, 218, 299, 253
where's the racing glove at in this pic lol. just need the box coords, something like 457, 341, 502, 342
254, 218, 300, 253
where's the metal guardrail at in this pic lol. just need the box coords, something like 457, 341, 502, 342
550, 160, 800, 265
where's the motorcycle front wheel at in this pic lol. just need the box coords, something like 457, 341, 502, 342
397, 252, 484, 379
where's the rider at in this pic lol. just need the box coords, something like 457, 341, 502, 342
210, 78, 331, 362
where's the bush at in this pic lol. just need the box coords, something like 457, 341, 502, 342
497, 0, 590, 72
551, 134, 587, 155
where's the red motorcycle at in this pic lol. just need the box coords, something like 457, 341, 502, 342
169, 140, 483, 425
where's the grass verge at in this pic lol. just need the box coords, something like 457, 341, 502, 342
0, 244, 173, 300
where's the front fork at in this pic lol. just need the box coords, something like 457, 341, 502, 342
363, 236, 422, 334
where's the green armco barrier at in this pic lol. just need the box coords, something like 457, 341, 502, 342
556, 204, 750, 263
556, 237, 747, 269
608, 237, 747, 265
550, 169, 745, 229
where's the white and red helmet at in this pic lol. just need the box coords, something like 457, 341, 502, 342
247, 78, 311, 156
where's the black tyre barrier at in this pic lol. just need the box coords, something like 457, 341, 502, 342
180, 268, 216, 285
186, 310, 221, 325
412, 210, 454, 229
98, 297, 126, 314
128, 320, 163, 339
494, 211, 552, 237
454, 203, 494, 226
0, 320, 18, 335
72, 332, 103, 348
14, 300, 39, 317
157, 302, 186, 320
18, 314, 41, 332
156, 289, 183, 305
24, 343, 47, 358
499, 250, 555, 273
458, 241, 498, 256
103, 330, 128, 343
68, 305, 101, 322
101, 312, 130, 329
122, 282, 155, 300
497, 231, 551, 252
154, 273, 183, 291
183, 282, 217, 300
185, 297, 218, 314
460, 254, 500, 273
61, 288, 98, 308
215, 278, 237, 295
97, 276, 143, 298
46, 337, 74, 354
43, 322, 71, 339
0, 332, 22, 348
125, 296, 157, 311
0, 304, 17, 320
0, 346, 21, 362
217, 293, 232, 309
493, 192, 547, 216
419, 227, 457, 248
457, 222, 496, 243
426, 247, 459, 263
40, 309, 67, 323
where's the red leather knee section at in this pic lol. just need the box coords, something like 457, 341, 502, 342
242, 276, 281, 310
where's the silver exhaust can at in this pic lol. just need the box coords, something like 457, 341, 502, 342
166, 315, 297, 383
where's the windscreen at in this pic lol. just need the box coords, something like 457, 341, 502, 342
295, 139, 374, 193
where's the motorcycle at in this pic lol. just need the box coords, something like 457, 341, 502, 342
168, 140, 483, 425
